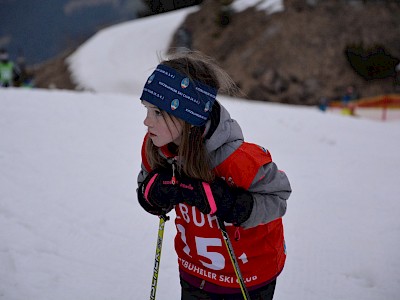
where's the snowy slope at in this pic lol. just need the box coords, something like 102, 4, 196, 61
67, 7, 198, 95
1, 1, 400, 299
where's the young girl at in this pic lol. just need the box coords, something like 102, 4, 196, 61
137, 52, 291, 300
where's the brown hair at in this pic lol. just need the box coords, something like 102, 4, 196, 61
144, 51, 239, 182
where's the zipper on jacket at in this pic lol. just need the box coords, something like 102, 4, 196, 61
171, 160, 177, 185
167, 157, 178, 185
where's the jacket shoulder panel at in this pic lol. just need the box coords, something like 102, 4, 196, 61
215, 142, 272, 189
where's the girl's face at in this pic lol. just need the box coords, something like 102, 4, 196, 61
142, 101, 183, 147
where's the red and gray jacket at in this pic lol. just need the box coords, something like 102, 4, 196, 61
138, 101, 291, 292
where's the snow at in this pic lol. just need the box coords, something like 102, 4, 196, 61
67, 8, 198, 95
232, 0, 284, 13
1, 3, 400, 300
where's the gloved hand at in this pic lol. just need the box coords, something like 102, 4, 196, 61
178, 176, 254, 226
137, 168, 180, 216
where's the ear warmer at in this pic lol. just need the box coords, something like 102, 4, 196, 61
140, 64, 218, 126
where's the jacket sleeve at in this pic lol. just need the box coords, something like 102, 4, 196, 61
137, 134, 151, 192
137, 164, 149, 187
240, 162, 291, 229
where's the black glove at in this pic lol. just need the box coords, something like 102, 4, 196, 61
137, 168, 180, 216
179, 176, 254, 226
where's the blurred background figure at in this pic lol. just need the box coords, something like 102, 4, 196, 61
0, 48, 20, 87
15, 55, 35, 88
341, 85, 358, 116
318, 96, 329, 112
342, 85, 358, 106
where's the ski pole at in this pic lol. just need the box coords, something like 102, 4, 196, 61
217, 217, 251, 300
149, 214, 169, 300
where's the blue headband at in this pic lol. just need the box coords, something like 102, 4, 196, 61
140, 64, 218, 126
